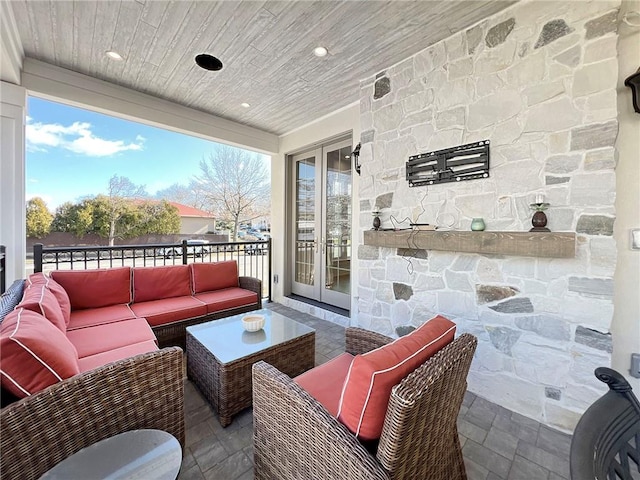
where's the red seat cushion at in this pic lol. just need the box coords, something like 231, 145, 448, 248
67, 317, 157, 358
337, 316, 457, 441
77, 340, 159, 372
189, 261, 239, 294
130, 296, 207, 327
0, 308, 80, 398
194, 288, 258, 314
294, 353, 354, 417
17, 283, 66, 332
27, 273, 72, 326
133, 265, 191, 302
67, 304, 137, 330
51, 267, 132, 310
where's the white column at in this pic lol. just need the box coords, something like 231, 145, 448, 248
0, 81, 26, 286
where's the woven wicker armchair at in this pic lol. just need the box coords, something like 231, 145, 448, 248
252, 327, 477, 480
0, 347, 185, 479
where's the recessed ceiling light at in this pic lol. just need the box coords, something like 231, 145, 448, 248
313, 46, 328, 57
241, 102, 251, 108
195, 54, 223, 71
105, 50, 123, 61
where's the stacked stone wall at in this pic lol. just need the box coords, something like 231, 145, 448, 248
356, 0, 620, 431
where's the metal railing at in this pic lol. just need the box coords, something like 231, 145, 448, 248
33, 239, 271, 300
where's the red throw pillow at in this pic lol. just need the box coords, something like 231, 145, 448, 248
189, 261, 239, 294
26, 273, 72, 327
133, 265, 191, 302
337, 315, 456, 441
17, 284, 67, 332
51, 267, 132, 310
0, 308, 80, 398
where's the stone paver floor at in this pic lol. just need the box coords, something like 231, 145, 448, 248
178, 303, 572, 480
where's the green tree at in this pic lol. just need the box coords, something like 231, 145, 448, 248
26, 197, 53, 238
130, 201, 181, 237
52, 200, 95, 237
195, 145, 270, 241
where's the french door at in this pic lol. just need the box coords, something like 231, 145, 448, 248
291, 138, 352, 310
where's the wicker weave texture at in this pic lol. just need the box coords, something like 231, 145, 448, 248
154, 276, 262, 348
188, 328, 314, 427
377, 333, 477, 479
0, 347, 185, 480
253, 331, 478, 480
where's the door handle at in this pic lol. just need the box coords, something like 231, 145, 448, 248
314, 237, 319, 254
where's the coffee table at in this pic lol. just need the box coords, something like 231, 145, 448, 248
186, 308, 315, 426
39, 429, 181, 479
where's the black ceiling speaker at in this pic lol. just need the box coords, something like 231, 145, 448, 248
195, 54, 223, 71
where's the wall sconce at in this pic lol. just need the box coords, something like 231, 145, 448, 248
625, 68, 640, 114
352, 143, 361, 175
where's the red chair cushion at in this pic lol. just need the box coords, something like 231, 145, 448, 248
0, 308, 80, 398
77, 340, 159, 372
194, 288, 257, 314
189, 261, 239, 294
133, 265, 191, 302
17, 283, 66, 332
337, 316, 456, 441
51, 267, 132, 310
130, 296, 207, 327
67, 317, 157, 358
67, 304, 137, 330
295, 353, 354, 417
27, 273, 72, 326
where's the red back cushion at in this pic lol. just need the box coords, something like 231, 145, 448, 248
133, 265, 191, 302
17, 283, 67, 332
337, 315, 456, 441
51, 268, 132, 310
189, 261, 239, 294
27, 273, 72, 326
0, 308, 80, 398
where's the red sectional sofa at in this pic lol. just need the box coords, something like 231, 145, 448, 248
0, 260, 261, 402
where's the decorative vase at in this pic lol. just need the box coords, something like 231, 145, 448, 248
529, 202, 551, 232
470, 218, 486, 231
372, 211, 381, 230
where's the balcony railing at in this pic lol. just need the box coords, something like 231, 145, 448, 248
33, 239, 271, 300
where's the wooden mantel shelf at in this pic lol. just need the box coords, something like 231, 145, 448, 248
363, 230, 576, 258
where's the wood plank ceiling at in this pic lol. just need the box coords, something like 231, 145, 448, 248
10, 0, 515, 136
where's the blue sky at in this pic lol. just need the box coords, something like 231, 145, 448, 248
26, 97, 268, 211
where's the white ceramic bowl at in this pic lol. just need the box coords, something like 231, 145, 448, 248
242, 314, 265, 332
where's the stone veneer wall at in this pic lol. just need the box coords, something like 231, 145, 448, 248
356, 0, 620, 432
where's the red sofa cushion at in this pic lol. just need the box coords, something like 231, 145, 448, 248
295, 353, 354, 417
337, 316, 456, 441
194, 288, 257, 314
67, 304, 137, 331
67, 317, 157, 358
133, 265, 191, 302
27, 273, 72, 326
17, 283, 66, 332
51, 267, 132, 310
189, 261, 239, 294
0, 308, 80, 398
130, 297, 207, 327
77, 340, 159, 372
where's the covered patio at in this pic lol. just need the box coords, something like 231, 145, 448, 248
1, 0, 639, 478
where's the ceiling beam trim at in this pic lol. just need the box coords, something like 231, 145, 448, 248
0, 0, 24, 85
21, 58, 279, 154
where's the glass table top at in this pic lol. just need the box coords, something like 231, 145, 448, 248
186, 309, 315, 364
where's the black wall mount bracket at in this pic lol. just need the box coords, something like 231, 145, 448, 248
406, 140, 490, 187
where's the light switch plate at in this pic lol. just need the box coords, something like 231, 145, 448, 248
631, 229, 640, 250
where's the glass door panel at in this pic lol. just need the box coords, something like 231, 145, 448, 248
295, 157, 316, 286
320, 141, 352, 309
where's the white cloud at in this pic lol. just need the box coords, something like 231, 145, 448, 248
26, 119, 145, 157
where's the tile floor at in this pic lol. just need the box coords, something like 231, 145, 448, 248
178, 303, 572, 480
